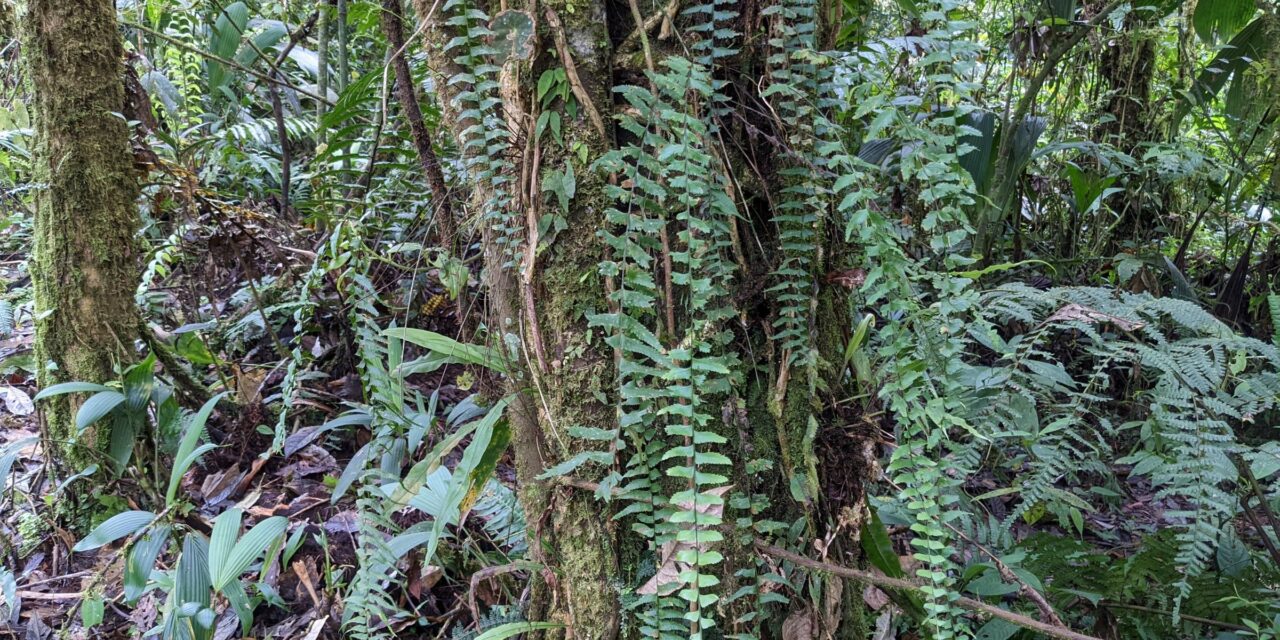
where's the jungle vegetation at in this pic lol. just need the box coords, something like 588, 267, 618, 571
0, 0, 1278, 638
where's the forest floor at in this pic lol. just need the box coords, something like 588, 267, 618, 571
0, 226, 1219, 639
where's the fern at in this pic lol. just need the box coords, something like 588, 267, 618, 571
160, 10, 206, 134
762, 0, 823, 368
440, 0, 522, 267
973, 285, 1280, 615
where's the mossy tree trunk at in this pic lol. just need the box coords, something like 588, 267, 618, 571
413, 0, 874, 637
1095, 6, 1158, 250
24, 0, 141, 471
415, 0, 621, 636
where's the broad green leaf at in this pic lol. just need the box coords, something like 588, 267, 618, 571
1193, 0, 1255, 43
332, 442, 372, 504
421, 398, 507, 565
461, 416, 511, 513
382, 328, 507, 373
76, 391, 125, 432
208, 1, 250, 91
0, 436, 37, 494
123, 353, 157, 411
1162, 255, 1201, 303
213, 516, 287, 590
474, 622, 564, 640
126, 525, 170, 603
1176, 18, 1270, 126
859, 508, 904, 579
33, 381, 112, 400
175, 534, 212, 640
221, 578, 254, 634
74, 510, 155, 552
81, 595, 104, 628
1216, 526, 1251, 577
392, 396, 511, 506
208, 509, 242, 589
975, 618, 1020, 640
108, 412, 138, 473
959, 110, 996, 193
168, 393, 226, 506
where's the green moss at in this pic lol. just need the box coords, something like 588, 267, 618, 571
25, 1, 142, 476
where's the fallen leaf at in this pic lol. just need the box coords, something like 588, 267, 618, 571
782, 609, 815, 640
863, 584, 890, 611
1046, 303, 1144, 331
292, 558, 321, 608
200, 463, 243, 506
3, 386, 32, 416
324, 511, 359, 534
301, 617, 328, 640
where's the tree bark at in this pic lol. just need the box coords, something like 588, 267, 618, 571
1096, 8, 1158, 249
24, 0, 142, 469
411, 1, 876, 637
413, 0, 621, 636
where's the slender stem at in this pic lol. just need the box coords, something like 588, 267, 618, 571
317, 0, 330, 144
121, 21, 332, 105
337, 0, 350, 92
755, 541, 1104, 640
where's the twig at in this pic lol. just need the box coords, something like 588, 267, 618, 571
17, 570, 92, 589
142, 321, 214, 405
1099, 601, 1249, 632
613, 0, 681, 64
625, 0, 657, 76
14, 590, 82, 601
121, 21, 332, 105
239, 257, 292, 360
754, 542, 1104, 640
379, 0, 457, 250
947, 522, 1065, 627
1236, 455, 1280, 568
542, 7, 608, 140
267, 13, 321, 215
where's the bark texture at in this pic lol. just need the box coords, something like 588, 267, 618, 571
24, 0, 141, 466
410, 0, 874, 636
412, 0, 621, 636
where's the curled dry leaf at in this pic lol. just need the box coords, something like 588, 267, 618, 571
3, 386, 33, 416
636, 486, 731, 596
781, 608, 815, 640
1046, 303, 1144, 331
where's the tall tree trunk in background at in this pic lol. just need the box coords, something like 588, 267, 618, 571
1096, 8, 1157, 249
414, 0, 874, 636
24, 1, 141, 470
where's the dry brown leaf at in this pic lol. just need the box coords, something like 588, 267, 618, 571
200, 463, 242, 505
821, 576, 843, 638
782, 608, 815, 640
1046, 303, 1144, 331
862, 584, 890, 611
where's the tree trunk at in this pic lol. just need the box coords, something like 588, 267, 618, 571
414, 0, 622, 636
413, 0, 874, 636
1096, 9, 1158, 249
24, 0, 141, 470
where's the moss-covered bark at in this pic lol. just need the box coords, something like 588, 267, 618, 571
24, 0, 141, 470
412, 0, 875, 636
414, 0, 621, 636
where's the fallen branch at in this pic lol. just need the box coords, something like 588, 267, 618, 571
557, 475, 1100, 640
754, 541, 1103, 640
